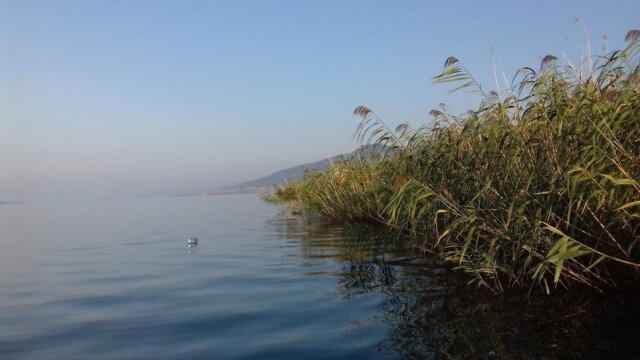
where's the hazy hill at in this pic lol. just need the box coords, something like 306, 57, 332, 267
204, 145, 387, 194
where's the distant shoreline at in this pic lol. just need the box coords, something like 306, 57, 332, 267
175, 187, 273, 198
0, 201, 25, 205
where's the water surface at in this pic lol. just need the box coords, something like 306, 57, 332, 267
0, 194, 638, 359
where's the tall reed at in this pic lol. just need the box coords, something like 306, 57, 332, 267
270, 31, 640, 293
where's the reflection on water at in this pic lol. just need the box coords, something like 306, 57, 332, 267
0, 196, 638, 359
187, 243, 197, 253
268, 217, 640, 359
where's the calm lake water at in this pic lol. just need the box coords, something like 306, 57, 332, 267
1, 194, 638, 359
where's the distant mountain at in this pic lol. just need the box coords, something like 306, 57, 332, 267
226, 159, 331, 190
202, 144, 387, 195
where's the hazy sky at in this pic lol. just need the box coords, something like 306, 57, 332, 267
1, 0, 638, 201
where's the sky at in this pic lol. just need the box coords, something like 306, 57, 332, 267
1, 0, 638, 201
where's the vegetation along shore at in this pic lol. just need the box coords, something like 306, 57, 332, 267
267, 30, 640, 294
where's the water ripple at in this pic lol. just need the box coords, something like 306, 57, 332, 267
1, 196, 639, 359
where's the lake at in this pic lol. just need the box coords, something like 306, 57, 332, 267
0, 194, 638, 359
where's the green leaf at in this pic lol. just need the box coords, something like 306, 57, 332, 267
553, 238, 568, 283
600, 174, 638, 186
459, 226, 476, 265
448, 81, 477, 94
587, 255, 606, 270
618, 200, 640, 211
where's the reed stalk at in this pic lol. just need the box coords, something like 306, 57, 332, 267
269, 31, 640, 293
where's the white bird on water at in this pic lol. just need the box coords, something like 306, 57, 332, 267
187, 237, 198, 246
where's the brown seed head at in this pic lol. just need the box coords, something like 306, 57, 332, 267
429, 109, 444, 118
444, 56, 459, 68
541, 55, 558, 68
395, 122, 409, 133
626, 29, 640, 42
353, 106, 372, 118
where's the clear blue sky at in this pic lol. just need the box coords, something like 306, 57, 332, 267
1, 0, 638, 201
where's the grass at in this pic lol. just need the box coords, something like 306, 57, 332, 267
267, 30, 640, 294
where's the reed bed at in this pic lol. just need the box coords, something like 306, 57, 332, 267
267, 31, 640, 293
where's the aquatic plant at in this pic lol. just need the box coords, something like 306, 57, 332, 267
270, 30, 640, 293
